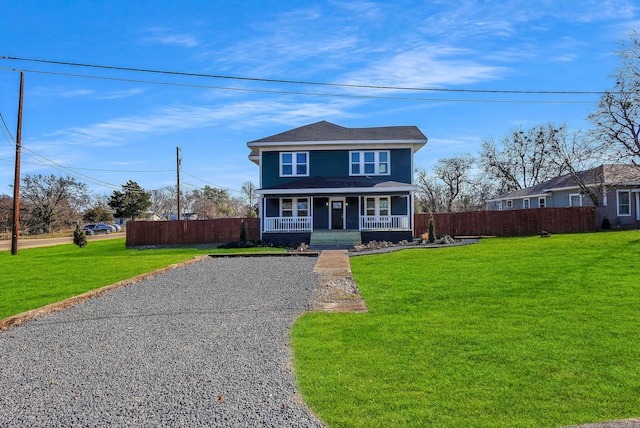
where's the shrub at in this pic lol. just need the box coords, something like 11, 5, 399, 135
239, 219, 247, 242
428, 212, 437, 244
73, 224, 87, 248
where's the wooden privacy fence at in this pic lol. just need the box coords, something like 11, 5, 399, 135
126, 218, 260, 247
414, 208, 596, 238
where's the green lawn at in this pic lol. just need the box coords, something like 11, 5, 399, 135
292, 231, 640, 427
0, 239, 284, 319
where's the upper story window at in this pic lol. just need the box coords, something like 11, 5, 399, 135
280, 152, 309, 177
350, 151, 390, 176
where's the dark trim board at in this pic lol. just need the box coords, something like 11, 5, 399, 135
361, 231, 413, 243
261, 232, 311, 245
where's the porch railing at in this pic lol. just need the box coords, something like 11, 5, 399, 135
360, 215, 409, 231
263, 216, 312, 232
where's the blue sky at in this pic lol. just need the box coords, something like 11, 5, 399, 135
0, 1, 638, 199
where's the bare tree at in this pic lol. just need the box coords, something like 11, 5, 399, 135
433, 154, 475, 212
548, 125, 606, 206
21, 174, 89, 234
415, 167, 447, 213
241, 181, 258, 217
480, 123, 565, 193
0, 194, 12, 235
588, 29, 640, 166
149, 186, 177, 219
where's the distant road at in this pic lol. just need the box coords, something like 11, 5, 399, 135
0, 232, 125, 252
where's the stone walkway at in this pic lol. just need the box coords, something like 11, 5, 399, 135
312, 250, 367, 313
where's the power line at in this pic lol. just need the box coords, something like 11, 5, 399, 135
0, 67, 597, 105
181, 170, 243, 194
0, 55, 607, 96
0, 112, 15, 144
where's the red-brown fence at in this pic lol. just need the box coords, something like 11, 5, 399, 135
414, 208, 596, 238
126, 218, 260, 247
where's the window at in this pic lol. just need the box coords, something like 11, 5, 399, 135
506, 199, 513, 209
617, 190, 631, 216
350, 151, 390, 176
523, 199, 530, 209
539, 197, 546, 208
364, 196, 390, 216
569, 194, 582, 207
281, 198, 309, 217
280, 152, 308, 177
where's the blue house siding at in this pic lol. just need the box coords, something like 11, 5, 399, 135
261, 148, 414, 188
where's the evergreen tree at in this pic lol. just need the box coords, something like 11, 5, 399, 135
108, 180, 152, 220
428, 212, 437, 244
73, 224, 87, 248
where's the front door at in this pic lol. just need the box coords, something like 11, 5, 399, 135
330, 199, 344, 230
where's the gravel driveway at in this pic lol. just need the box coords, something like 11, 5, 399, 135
0, 256, 325, 427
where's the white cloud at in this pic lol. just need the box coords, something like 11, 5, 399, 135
140, 27, 200, 48
40, 99, 358, 148
342, 48, 507, 89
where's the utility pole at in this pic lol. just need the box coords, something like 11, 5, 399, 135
11, 71, 24, 256
176, 146, 182, 221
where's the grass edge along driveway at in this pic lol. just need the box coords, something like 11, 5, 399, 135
291, 231, 640, 427
0, 238, 284, 320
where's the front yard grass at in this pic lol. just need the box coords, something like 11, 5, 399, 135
0, 239, 285, 320
292, 231, 640, 427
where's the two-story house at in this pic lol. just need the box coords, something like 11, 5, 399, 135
247, 121, 428, 245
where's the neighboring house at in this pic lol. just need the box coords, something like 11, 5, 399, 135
247, 121, 428, 244
486, 164, 640, 228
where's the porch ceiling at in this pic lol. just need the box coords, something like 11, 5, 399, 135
256, 177, 418, 195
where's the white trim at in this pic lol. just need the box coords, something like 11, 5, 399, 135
256, 185, 418, 195
279, 151, 309, 177
349, 150, 391, 176
279, 197, 310, 218
247, 139, 426, 148
569, 193, 582, 207
486, 193, 548, 203
617, 189, 631, 216
538, 196, 546, 208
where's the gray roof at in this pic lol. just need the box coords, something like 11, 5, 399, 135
256, 176, 417, 194
248, 120, 427, 144
489, 164, 640, 201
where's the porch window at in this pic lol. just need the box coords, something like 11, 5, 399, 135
281, 197, 309, 217
617, 190, 631, 216
350, 151, 390, 176
280, 152, 308, 177
365, 196, 390, 216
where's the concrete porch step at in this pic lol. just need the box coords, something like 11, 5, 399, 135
310, 230, 362, 248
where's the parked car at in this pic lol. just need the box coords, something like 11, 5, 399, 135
82, 223, 112, 235
111, 224, 122, 232
107, 225, 116, 232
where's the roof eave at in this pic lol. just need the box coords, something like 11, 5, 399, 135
256, 185, 419, 195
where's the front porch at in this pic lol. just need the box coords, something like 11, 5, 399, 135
260, 194, 414, 244
262, 214, 410, 233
